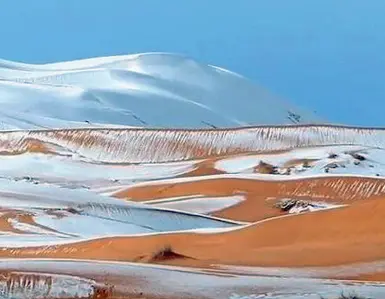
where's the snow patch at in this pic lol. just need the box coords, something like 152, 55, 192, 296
150, 195, 245, 214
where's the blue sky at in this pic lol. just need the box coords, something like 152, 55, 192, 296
0, 0, 384, 126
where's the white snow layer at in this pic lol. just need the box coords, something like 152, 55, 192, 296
0, 53, 320, 129
149, 195, 245, 214
0, 152, 196, 185
215, 145, 385, 177
0, 179, 241, 246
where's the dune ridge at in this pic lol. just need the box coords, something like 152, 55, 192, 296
1, 124, 385, 163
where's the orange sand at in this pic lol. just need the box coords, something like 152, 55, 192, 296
113, 176, 385, 221
0, 138, 53, 155
0, 198, 384, 274
0, 209, 74, 236
1, 127, 385, 285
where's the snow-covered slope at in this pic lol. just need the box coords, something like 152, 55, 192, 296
2, 125, 385, 163
0, 53, 320, 129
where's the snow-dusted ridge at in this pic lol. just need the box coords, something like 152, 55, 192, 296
2, 124, 385, 163
0, 52, 320, 129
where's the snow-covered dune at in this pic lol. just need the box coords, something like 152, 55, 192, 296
0, 53, 320, 129
2, 53, 385, 298
1, 125, 385, 163
0, 179, 240, 247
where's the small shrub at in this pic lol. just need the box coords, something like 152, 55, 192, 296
351, 153, 366, 161
327, 163, 339, 169
151, 245, 173, 260
149, 245, 187, 262
256, 161, 278, 174
320, 291, 372, 299
66, 207, 81, 214
91, 284, 114, 299
274, 198, 311, 212
284, 167, 292, 175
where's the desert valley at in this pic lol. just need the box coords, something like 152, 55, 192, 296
0, 53, 383, 298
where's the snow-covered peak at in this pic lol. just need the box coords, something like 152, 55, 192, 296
0, 52, 321, 129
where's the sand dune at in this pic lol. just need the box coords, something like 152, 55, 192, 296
0, 197, 382, 270
2, 259, 385, 299
0, 53, 320, 130
114, 175, 385, 221
0, 125, 385, 163
0, 125, 384, 296
1, 53, 385, 298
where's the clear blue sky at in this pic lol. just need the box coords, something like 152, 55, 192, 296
0, 0, 384, 126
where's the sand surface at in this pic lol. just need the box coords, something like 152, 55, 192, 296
0, 125, 385, 298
